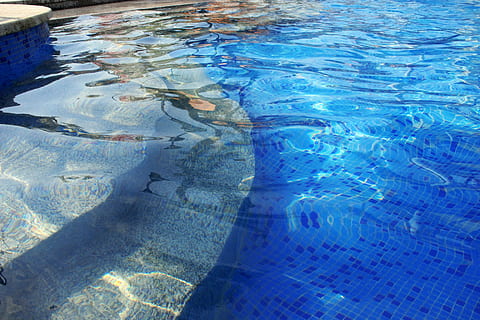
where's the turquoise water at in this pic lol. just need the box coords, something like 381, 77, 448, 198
0, 0, 479, 319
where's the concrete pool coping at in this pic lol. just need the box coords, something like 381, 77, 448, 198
0, 4, 51, 36
0, 1, 200, 38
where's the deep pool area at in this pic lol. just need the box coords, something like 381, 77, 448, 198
1, 0, 479, 319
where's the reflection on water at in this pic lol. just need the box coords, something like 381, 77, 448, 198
177, 1, 480, 319
0, 3, 259, 319
0, 0, 479, 319
0, 111, 161, 141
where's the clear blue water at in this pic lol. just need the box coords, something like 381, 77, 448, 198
1, 0, 479, 319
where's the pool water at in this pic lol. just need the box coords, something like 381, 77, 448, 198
1, 0, 480, 319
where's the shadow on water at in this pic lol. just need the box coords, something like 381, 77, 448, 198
1, 174, 148, 312
178, 197, 261, 320
0, 90, 254, 319
0, 153, 180, 318
0, 12, 257, 316
3, 1, 479, 319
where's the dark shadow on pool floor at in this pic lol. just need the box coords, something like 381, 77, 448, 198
0, 119, 252, 320
0, 157, 160, 319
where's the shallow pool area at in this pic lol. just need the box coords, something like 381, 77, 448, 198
0, 0, 479, 319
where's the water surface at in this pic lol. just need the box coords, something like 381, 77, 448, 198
0, 0, 479, 319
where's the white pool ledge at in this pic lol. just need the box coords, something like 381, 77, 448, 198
0, 4, 51, 37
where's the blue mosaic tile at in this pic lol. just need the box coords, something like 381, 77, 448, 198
0, 22, 52, 89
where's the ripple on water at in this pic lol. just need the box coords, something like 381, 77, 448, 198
0, 0, 479, 319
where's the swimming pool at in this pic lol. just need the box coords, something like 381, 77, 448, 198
0, 0, 479, 319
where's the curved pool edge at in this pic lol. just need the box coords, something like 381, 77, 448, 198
0, 4, 51, 36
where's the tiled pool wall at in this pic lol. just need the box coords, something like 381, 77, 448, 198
0, 21, 52, 89
0, 4, 53, 90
